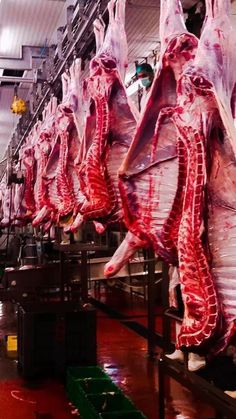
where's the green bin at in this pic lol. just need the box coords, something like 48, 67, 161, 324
87, 393, 136, 415
67, 366, 108, 380
78, 378, 119, 394
67, 367, 113, 410
100, 412, 147, 418
66, 367, 147, 419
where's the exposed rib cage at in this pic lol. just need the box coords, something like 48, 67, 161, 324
56, 130, 75, 217
177, 126, 219, 348
162, 137, 187, 260
82, 96, 114, 219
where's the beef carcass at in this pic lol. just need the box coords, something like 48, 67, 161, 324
67, 20, 118, 234
65, 58, 87, 141
69, 18, 106, 232
80, 0, 139, 226
12, 161, 27, 223
32, 97, 57, 227
175, 0, 236, 353
18, 124, 40, 219
61, 58, 93, 232
105, 0, 198, 277
0, 178, 12, 227
43, 65, 84, 226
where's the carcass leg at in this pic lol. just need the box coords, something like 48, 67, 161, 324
107, 0, 116, 24
104, 231, 148, 277
93, 17, 105, 53
115, 0, 126, 24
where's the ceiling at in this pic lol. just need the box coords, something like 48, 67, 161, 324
0, 0, 236, 161
0, 0, 69, 58
0, 0, 75, 160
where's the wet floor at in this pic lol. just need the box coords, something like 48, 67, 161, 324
94, 288, 214, 419
0, 295, 214, 419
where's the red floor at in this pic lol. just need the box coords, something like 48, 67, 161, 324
0, 379, 73, 418
92, 284, 173, 337
94, 286, 214, 419
97, 310, 158, 418
0, 293, 214, 419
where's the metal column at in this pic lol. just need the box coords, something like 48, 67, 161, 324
147, 247, 157, 357
81, 250, 89, 302
158, 358, 165, 419
60, 250, 65, 302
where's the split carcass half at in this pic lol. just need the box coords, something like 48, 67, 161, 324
70, 18, 107, 232
0, 178, 13, 227
13, 160, 27, 223
43, 62, 84, 227
104, 0, 198, 277
176, 0, 236, 354
32, 97, 57, 227
18, 124, 41, 219
80, 0, 139, 227
66, 58, 99, 233
61, 58, 87, 220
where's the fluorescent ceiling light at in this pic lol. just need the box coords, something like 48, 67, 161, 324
0, 27, 13, 55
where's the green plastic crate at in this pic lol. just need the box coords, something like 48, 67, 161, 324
78, 378, 119, 395
66, 367, 147, 419
67, 366, 108, 380
87, 393, 136, 415
100, 411, 147, 419
67, 366, 113, 412
68, 378, 120, 413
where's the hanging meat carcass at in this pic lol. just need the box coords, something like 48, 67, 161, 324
104, 0, 198, 277
68, 19, 106, 233
61, 58, 92, 232
17, 123, 41, 220
12, 161, 27, 223
79, 0, 139, 228
0, 177, 13, 227
173, 0, 236, 354
43, 60, 85, 229
31, 97, 57, 227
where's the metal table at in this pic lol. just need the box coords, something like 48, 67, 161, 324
54, 243, 109, 302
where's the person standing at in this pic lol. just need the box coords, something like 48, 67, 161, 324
135, 63, 154, 111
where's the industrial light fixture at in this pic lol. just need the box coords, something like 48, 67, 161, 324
0, 27, 12, 55
11, 85, 27, 115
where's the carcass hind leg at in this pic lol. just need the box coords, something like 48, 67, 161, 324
107, 0, 116, 24
74, 58, 82, 79
61, 72, 70, 102
115, 0, 126, 24
104, 231, 148, 277
93, 18, 105, 52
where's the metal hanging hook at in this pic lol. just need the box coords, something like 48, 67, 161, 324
97, 0, 102, 16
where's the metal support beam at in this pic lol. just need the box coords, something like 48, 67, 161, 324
0, 76, 35, 84
57, 26, 65, 60
67, 5, 75, 42
147, 248, 157, 358
0, 46, 50, 71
